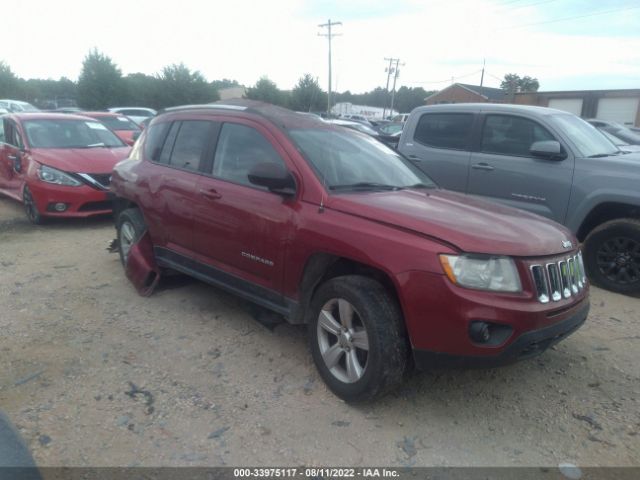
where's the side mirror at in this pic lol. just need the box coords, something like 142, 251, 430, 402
248, 162, 296, 196
530, 140, 565, 160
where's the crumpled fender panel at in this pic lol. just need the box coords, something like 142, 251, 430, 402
125, 231, 161, 296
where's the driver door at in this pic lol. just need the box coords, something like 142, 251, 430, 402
0, 118, 26, 199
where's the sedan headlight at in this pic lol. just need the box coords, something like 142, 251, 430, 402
37, 165, 82, 186
439, 254, 522, 292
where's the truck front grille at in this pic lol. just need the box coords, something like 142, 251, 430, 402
530, 252, 587, 303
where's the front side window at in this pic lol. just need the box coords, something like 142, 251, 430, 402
289, 128, 434, 190
23, 119, 125, 148
414, 113, 474, 150
481, 115, 555, 157
212, 123, 285, 188
167, 121, 215, 171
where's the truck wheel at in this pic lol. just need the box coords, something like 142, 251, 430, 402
116, 208, 146, 267
584, 218, 640, 295
23, 186, 43, 225
308, 275, 408, 402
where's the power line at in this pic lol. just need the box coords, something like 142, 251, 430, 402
501, 4, 640, 30
405, 69, 482, 85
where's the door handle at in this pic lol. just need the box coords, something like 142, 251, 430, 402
471, 163, 495, 171
199, 188, 222, 200
406, 154, 420, 161
7, 155, 18, 161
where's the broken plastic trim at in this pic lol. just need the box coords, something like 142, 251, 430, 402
125, 231, 161, 296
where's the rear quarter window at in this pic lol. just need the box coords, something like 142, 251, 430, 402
413, 113, 474, 150
143, 122, 171, 162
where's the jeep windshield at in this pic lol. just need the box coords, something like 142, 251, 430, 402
23, 119, 126, 149
549, 114, 620, 158
289, 128, 435, 191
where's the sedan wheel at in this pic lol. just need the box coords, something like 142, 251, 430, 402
23, 186, 43, 224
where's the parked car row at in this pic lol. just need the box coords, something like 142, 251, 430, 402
3, 98, 639, 401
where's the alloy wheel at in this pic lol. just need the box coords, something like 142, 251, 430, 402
316, 298, 370, 383
596, 236, 640, 285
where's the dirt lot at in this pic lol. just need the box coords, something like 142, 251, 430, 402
0, 197, 639, 468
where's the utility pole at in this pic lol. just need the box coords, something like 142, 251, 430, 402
389, 58, 404, 116
318, 19, 342, 116
479, 58, 485, 98
382, 57, 395, 119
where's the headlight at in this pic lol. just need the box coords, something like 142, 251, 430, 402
439, 254, 522, 292
37, 165, 82, 186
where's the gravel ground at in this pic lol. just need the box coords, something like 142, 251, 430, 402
0, 197, 639, 468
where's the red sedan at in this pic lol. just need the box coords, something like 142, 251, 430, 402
80, 112, 142, 146
0, 113, 131, 223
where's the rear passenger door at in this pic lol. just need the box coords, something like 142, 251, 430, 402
191, 120, 295, 297
399, 112, 475, 192
142, 119, 218, 255
466, 113, 574, 223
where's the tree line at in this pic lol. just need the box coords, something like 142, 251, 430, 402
1, 49, 537, 114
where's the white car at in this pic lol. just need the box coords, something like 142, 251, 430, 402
0, 99, 39, 113
108, 107, 156, 126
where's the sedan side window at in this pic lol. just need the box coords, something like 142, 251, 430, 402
212, 123, 285, 188
481, 115, 555, 157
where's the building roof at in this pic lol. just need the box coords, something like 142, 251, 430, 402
424, 83, 507, 102
456, 83, 507, 102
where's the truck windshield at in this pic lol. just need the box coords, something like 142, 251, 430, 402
289, 128, 435, 191
549, 114, 620, 157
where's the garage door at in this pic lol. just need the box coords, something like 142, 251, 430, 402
597, 98, 640, 126
548, 98, 583, 116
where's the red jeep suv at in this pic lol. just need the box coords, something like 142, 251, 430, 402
110, 101, 589, 402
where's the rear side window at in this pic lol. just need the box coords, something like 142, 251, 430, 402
212, 123, 285, 188
144, 122, 171, 161
168, 121, 216, 171
481, 115, 555, 157
414, 113, 474, 150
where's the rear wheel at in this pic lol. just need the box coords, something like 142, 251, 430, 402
308, 275, 408, 402
23, 186, 43, 225
116, 208, 146, 266
584, 218, 640, 295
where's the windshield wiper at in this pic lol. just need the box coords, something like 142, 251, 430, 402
87, 143, 106, 148
329, 182, 400, 191
587, 152, 616, 158
401, 183, 436, 190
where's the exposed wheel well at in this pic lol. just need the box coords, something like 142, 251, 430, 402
112, 197, 140, 221
293, 253, 403, 324
577, 202, 640, 241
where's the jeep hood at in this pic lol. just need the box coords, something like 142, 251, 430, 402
328, 188, 575, 257
32, 146, 131, 174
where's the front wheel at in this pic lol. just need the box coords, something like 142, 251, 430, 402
308, 275, 408, 402
583, 218, 640, 295
116, 208, 146, 267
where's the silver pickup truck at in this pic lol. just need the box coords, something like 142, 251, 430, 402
398, 103, 640, 295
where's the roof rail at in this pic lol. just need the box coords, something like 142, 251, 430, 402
162, 104, 247, 113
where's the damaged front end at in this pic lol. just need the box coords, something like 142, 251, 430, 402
108, 231, 160, 296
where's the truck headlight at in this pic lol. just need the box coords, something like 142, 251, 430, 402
439, 254, 522, 292
37, 165, 82, 186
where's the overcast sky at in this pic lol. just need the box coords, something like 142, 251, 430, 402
3, 0, 639, 93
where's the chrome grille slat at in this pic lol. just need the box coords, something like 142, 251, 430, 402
531, 253, 586, 303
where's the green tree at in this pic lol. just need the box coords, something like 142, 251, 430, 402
122, 73, 162, 108
157, 63, 218, 108
290, 74, 326, 112
393, 86, 435, 113
77, 49, 124, 109
0, 61, 20, 99
246, 76, 286, 106
500, 73, 540, 95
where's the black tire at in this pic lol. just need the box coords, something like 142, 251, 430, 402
308, 275, 408, 402
116, 208, 146, 267
583, 218, 640, 295
23, 185, 43, 225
